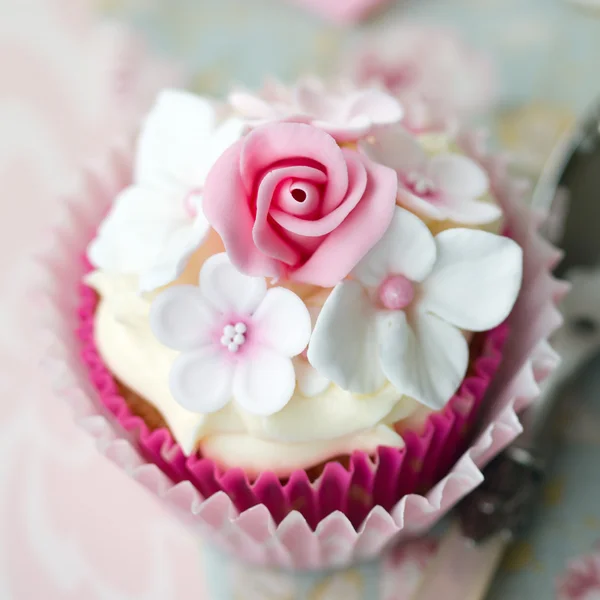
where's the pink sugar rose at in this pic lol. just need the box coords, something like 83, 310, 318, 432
202, 122, 398, 287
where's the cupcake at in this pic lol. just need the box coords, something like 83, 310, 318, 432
47, 76, 562, 578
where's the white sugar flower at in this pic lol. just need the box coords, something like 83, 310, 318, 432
88, 89, 245, 292
150, 253, 312, 416
307, 206, 522, 409
362, 125, 501, 225
229, 77, 403, 142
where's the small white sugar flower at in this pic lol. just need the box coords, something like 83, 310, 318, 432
150, 253, 312, 416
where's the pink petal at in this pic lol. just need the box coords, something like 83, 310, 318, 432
290, 150, 397, 287
253, 165, 326, 267
170, 348, 234, 414
203, 141, 282, 278
232, 348, 296, 416
240, 122, 348, 215
252, 287, 312, 357
269, 151, 367, 237
149, 285, 216, 352
428, 153, 489, 199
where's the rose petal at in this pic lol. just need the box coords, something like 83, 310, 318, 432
202, 117, 247, 180
290, 150, 397, 287
428, 153, 489, 200
293, 357, 331, 397
307, 280, 386, 394
200, 253, 267, 316
232, 348, 296, 416
353, 206, 437, 288
170, 348, 234, 413
203, 141, 283, 278
252, 287, 312, 357
240, 122, 348, 215
420, 228, 523, 331
379, 311, 469, 410
253, 165, 326, 266
136, 89, 219, 189
360, 124, 426, 176
269, 152, 367, 237
150, 285, 217, 352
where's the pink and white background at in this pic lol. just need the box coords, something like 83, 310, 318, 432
3, 0, 600, 598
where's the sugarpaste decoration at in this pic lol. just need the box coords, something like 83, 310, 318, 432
149, 253, 312, 416
88, 89, 245, 292
307, 206, 522, 409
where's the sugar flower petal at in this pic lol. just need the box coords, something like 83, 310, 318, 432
427, 153, 489, 200
421, 228, 523, 332
380, 312, 469, 410
294, 357, 331, 397
150, 285, 217, 352
353, 206, 437, 287
199, 253, 267, 315
169, 348, 234, 414
232, 348, 297, 416
252, 287, 312, 357
307, 280, 386, 394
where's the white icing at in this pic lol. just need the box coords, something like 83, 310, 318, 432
88, 271, 417, 471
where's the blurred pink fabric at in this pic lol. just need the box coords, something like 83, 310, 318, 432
289, 0, 391, 23
0, 2, 208, 598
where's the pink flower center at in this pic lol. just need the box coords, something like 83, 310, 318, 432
219, 321, 248, 353
404, 171, 437, 199
183, 188, 203, 218
276, 179, 321, 216
378, 275, 414, 310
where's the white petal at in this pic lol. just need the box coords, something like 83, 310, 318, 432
428, 154, 489, 200
360, 124, 426, 175
252, 287, 311, 357
232, 348, 296, 416
202, 117, 247, 180
87, 185, 186, 275
421, 229, 523, 331
307, 280, 385, 394
200, 253, 267, 315
139, 217, 211, 292
136, 89, 219, 188
294, 357, 331, 397
169, 348, 234, 413
379, 312, 469, 410
353, 206, 437, 287
150, 285, 217, 352
441, 198, 503, 225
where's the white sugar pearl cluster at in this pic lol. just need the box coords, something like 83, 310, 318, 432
407, 171, 436, 196
220, 322, 247, 353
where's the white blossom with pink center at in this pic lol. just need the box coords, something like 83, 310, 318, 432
150, 253, 312, 416
361, 125, 502, 225
307, 206, 522, 409
229, 77, 403, 142
88, 89, 245, 292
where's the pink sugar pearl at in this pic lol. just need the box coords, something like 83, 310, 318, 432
378, 275, 414, 310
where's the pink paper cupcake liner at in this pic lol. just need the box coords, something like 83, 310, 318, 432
35, 135, 565, 570
77, 269, 507, 530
